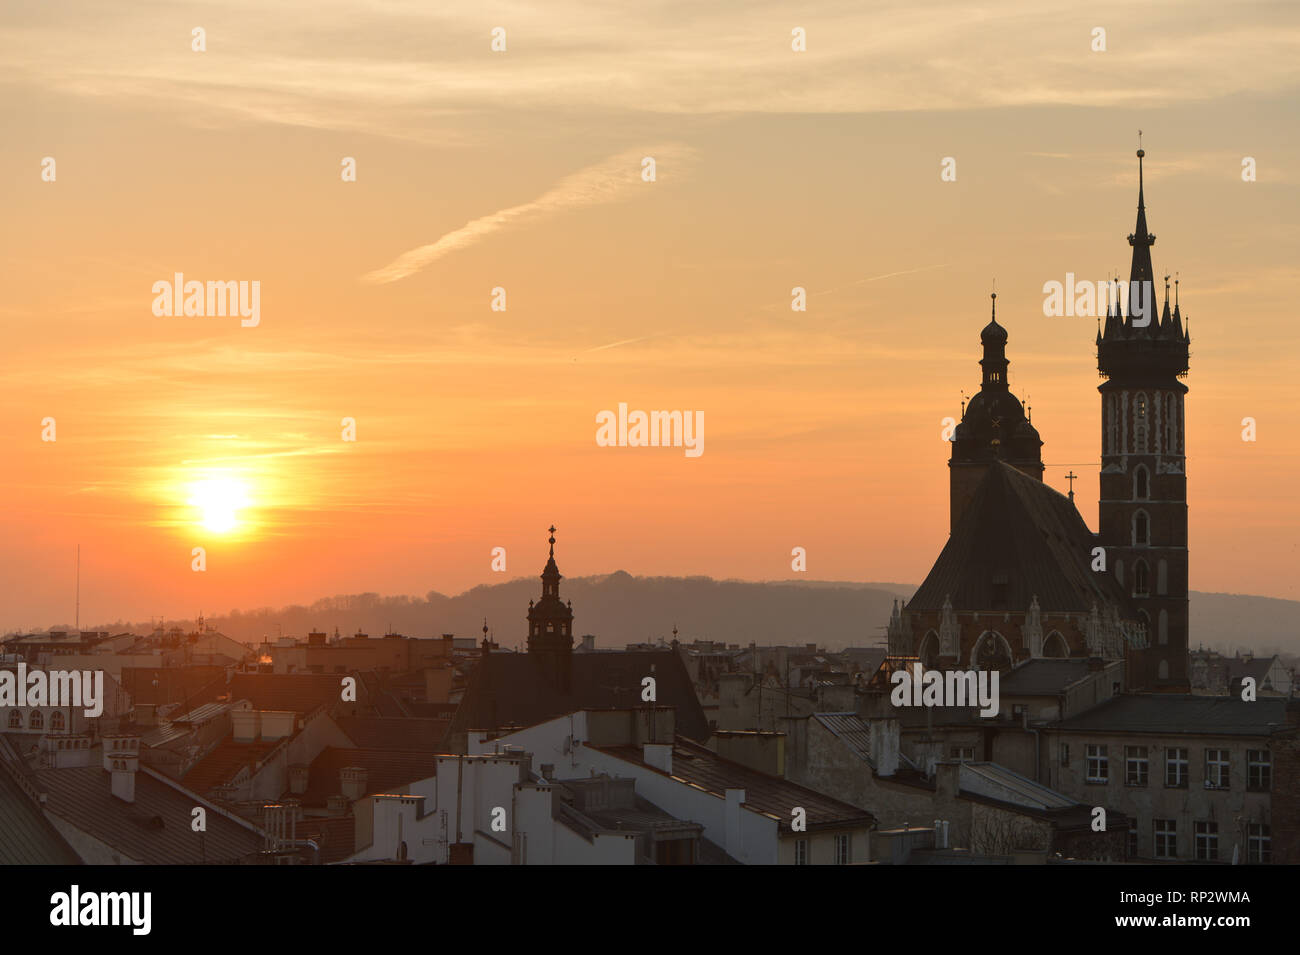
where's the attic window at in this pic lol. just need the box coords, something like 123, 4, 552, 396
991, 573, 1009, 610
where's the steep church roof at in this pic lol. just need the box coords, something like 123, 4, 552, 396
909, 461, 1131, 614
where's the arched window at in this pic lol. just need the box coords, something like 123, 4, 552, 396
1133, 560, 1150, 597
51, 711, 66, 731
1157, 559, 1168, 595
1106, 395, 1118, 454
1133, 510, 1150, 547
972, 631, 1013, 671
919, 631, 939, 669
1164, 394, 1177, 453
7, 710, 23, 729
1043, 632, 1069, 658
1134, 393, 1149, 453
1158, 609, 1169, 646
1157, 659, 1169, 681
29, 710, 43, 729
1134, 466, 1149, 500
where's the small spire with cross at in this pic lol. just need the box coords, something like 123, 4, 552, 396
548, 524, 556, 557
1065, 470, 1078, 502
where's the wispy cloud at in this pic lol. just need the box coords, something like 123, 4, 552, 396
361, 144, 695, 283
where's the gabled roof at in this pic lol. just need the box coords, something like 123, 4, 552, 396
958, 762, 1075, 810
999, 659, 1097, 696
120, 665, 227, 708
33, 766, 263, 864
182, 740, 280, 793
813, 713, 874, 765
298, 814, 357, 864
452, 650, 710, 742
228, 672, 352, 715
909, 462, 1130, 613
336, 716, 448, 752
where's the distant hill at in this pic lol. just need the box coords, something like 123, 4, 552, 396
81, 577, 1297, 655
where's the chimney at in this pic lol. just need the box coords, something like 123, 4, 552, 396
307, 630, 327, 647
724, 789, 746, 860
868, 718, 900, 777
340, 766, 369, 802
642, 742, 673, 775
101, 735, 140, 803
714, 731, 783, 777
581, 634, 596, 652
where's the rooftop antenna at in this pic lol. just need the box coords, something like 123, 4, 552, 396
75, 544, 80, 631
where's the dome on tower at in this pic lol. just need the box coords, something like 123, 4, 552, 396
980, 316, 1008, 345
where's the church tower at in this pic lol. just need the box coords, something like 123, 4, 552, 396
948, 294, 1044, 530
527, 526, 575, 689
1097, 148, 1191, 690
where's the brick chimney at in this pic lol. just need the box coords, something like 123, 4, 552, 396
340, 766, 369, 802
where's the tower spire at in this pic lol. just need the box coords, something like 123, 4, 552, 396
1126, 141, 1157, 327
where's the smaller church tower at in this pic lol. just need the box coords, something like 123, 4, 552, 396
948, 293, 1044, 531
527, 526, 575, 692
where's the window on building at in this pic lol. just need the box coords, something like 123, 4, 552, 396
1134, 393, 1149, 452
1154, 820, 1177, 859
1125, 746, 1149, 786
834, 834, 851, 865
1205, 749, 1230, 790
29, 710, 44, 729
1060, 743, 1070, 767
1247, 750, 1272, 791
1134, 466, 1149, 500
1165, 748, 1189, 788
1134, 511, 1150, 547
1127, 819, 1139, 858
7, 710, 22, 729
794, 839, 808, 866
1247, 824, 1271, 864
1086, 744, 1109, 783
951, 746, 974, 762
51, 712, 66, 731
1133, 561, 1150, 597
1194, 821, 1218, 861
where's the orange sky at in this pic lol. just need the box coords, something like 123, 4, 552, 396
2, 1, 1298, 632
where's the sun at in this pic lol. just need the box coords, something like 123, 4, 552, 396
189, 478, 249, 534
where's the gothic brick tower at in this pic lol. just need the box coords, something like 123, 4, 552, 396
1097, 148, 1191, 690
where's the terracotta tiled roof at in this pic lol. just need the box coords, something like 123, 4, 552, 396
182, 740, 279, 794
228, 672, 352, 715
336, 717, 449, 752
120, 665, 228, 708
298, 814, 357, 864
452, 650, 709, 741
